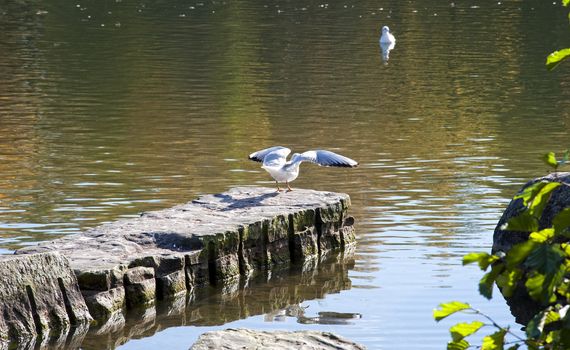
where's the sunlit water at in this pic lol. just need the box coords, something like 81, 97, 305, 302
1, 0, 570, 348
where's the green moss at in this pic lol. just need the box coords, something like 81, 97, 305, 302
267, 215, 289, 242
318, 203, 346, 224
242, 221, 264, 242
215, 258, 240, 280
291, 210, 316, 232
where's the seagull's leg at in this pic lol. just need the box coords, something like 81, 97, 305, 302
276, 181, 283, 192
286, 182, 293, 192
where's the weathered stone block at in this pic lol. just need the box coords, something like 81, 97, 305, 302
291, 227, 319, 261
289, 209, 316, 232
82, 287, 125, 321
340, 217, 357, 247
210, 253, 240, 282
266, 215, 291, 266
75, 265, 126, 291
129, 254, 186, 299
124, 267, 155, 308
157, 270, 186, 299
239, 221, 267, 273
317, 202, 346, 224
319, 222, 342, 252
267, 215, 289, 243
185, 251, 209, 287
0, 253, 92, 341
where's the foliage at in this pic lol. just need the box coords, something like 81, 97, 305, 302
542, 151, 569, 172
546, 49, 570, 71
434, 151, 570, 349
546, 0, 570, 71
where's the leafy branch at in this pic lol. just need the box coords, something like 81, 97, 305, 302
435, 178, 570, 349
543, 150, 569, 173
546, 0, 570, 71
434, 301, 525, 350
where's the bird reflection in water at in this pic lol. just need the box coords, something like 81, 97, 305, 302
380, 41, 396, 64
264, 304, 362, 325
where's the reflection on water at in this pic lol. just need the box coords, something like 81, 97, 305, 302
1, 0, 570, 348
379, 41, 395, 64
77, 253, 355, 350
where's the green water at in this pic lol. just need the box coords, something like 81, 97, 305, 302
1, 0, 569, 348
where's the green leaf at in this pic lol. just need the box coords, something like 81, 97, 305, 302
543, 152, 558, 168
506, 345, 520, 350
529, 228, 555, 243
463, 252, 499, 270
481, 329, 506, 350
557, 278, 570, 298
447, 339, 469, 350
562, 243, 570, 258
559, 328, 570, 348
526, 272, 548, 304
526, 312, 542, 339
505, 212, 538, 232
547, 48, 570, 71
479, 264, 504, 299
525, 265, 565, 305
505, 240, 539, 268
450, 321, 485, 341
514, 181, 550, 207
526, 308, 560, 339
525, 243, 564, 274
495, 268, 522, 298
528, 182, 561, 217
553, 208, 570, 234
511, 181, 560, 218
564, 0, 569, 7
434, 301, 471, 321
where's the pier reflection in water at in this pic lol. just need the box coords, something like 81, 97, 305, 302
75, 252, 354, 350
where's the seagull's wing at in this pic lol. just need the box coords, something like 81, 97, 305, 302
249, 146, 291, 166
296, 150, 358, 168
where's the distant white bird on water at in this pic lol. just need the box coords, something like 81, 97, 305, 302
249, 146, 358, 192
379, 25, 396, 44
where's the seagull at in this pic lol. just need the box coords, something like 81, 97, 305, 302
248, 146, 358, 192
379, 26, 395, 44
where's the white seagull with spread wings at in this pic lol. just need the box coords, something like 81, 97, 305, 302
249, 146, 358, 192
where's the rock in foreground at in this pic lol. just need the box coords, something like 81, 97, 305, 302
190, 328, 366, 350
493, 172, 570, 254
492, 173, 570, 324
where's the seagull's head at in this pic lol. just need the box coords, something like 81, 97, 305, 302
382, 26, 390, 33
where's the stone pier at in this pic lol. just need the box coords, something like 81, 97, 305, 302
2, 187, 356, 343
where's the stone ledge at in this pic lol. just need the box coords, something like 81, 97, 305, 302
7, 186, 356, 340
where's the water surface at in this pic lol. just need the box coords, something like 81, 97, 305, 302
1, 0, 570, 348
